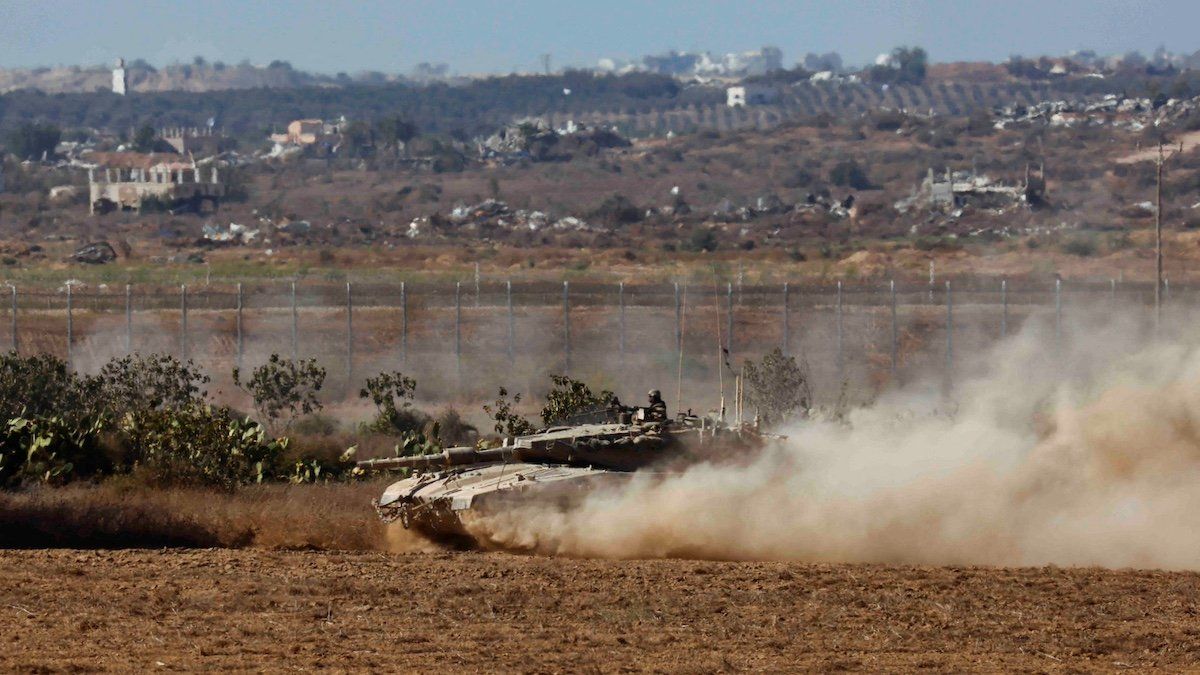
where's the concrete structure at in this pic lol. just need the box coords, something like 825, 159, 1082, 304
112, 58, 127, 96
161, 127, 228, 155
87, 152, 223, 214
726, 84, 779, 107
922, 167, 1032, 210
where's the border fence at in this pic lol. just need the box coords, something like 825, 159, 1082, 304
0, 277, 1173, 409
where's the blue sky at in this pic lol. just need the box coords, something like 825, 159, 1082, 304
2, 0, 1197, 74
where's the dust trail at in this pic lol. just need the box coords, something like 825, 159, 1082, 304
467, 307, 1200, 569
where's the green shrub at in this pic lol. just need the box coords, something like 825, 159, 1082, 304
483, 387, 536, 437
119, 406, 286, 490
829, 160, 873, 189
98, 354, 209, 416
233, 354, 326, 433
541, 375, 614, 426
1061, 236, 1098, 257
359, 371, 420, 435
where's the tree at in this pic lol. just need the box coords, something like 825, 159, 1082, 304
894, 46, 928, 84
865, 46, 928, 85
742, 349, 812, 428
589, 193, 642, 225
131, 124, 157, 153
375, 115, 418, 151
342, 120, 374, 158
829, 160, 873, 189
5, 122, 60, 160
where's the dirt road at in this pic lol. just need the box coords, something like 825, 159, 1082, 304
2, 549, 1199, 672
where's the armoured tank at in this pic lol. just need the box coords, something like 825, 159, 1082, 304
358, 406, 768, 548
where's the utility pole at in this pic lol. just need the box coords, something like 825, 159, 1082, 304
1155, 139, 1182, 329
1156, 141, 1164, 328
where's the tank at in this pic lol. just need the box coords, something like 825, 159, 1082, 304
358, 407, 770, 548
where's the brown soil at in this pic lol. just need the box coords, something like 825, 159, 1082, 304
2, 549, 1198, 672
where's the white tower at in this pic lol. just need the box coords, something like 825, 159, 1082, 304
112, 58, 127, 96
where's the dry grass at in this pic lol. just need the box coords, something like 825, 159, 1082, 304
0, 481, 389, 550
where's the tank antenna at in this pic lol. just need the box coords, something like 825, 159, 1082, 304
676, 284, 686, 414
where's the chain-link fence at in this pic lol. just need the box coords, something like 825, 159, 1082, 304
1, 278, 1172, 410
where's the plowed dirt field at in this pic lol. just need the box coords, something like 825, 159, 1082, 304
3, 549, 1199, 672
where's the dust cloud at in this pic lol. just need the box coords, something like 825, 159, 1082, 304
468, 307, 1200, 569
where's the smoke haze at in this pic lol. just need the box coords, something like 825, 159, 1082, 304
468, 308, 1200, 569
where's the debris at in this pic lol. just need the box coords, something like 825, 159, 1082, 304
201, 222, 259, 246
71, 241, 117, 264
277, 220, 312, 235
48, 185, 79, 202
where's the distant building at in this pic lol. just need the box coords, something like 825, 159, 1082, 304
87, 152, 224, 214
726, 84, 778, 107
598, 46, 783, 80
112, 58, 127, 96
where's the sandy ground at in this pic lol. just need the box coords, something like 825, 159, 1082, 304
3, 549, 1200, 672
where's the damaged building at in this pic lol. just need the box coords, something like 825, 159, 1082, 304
87, 152, 224, 214
161, 126, 231, 155
896, 166, 1045, 213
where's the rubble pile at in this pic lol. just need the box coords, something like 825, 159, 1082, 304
993, 94, 1200, 131
200, 222, 259, 246
70, 241, 117, 264
712, 192, 856, 222
480, 119, 630, 162
405, 200, 597, 239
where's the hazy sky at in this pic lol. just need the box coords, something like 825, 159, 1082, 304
2, 0, 1197, 74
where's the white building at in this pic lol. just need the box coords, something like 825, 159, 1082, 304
112, 58, 127, 95
726, 84, 778, 107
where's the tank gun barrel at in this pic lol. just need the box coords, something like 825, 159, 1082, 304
357, 446, 519, 471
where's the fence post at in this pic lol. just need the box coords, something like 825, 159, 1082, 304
290, 280, 298, 362
674, 283, 681, 356
890, 280, 898, 376
506, 280, 514, 364
726, 282, 734, 359
180, 284, 189, 361
945, 280, 953, 389
563, 281, 571, 373
9, 285, 17, 354
782, 282, 790, 354
345, 282, 354, 384
618, 281, 626, 359
1000, 278, 1008, 338
235, 282, 243, 372
475, 262, 481, 308
454, 282, 462, 379
836, 280, 844, 382
1110, 278, 1116, 303
125, 284, 132, 354
1054, 277, 1062, 346
66, 282, 73, 369
401, 281, 408, 364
